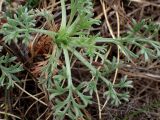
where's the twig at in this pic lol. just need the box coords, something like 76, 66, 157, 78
100, 0, 116, 39
95, 89, 102, 120
36, 108, 49, 120
24, 94, 45, 116
13, 73, 28, 107
113, 8, 120, 84
0, 111, 21, 119
14, 82, 48, 106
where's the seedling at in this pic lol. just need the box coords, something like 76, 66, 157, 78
0, 0, 160, 119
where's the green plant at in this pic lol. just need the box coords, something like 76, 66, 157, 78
0, 0, 160, 119
0, 54, 23, 89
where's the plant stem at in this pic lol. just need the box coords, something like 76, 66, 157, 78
95, 37, 117, 44
67, 0, 76, 27
29, 28, 56, 38
63, 48, 73, 87
69, 48, 97, 74
67, 16, 80, 35
69, 48, 111, 86
60, 0, 67, 31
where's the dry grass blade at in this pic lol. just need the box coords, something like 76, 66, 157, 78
0, 111, 21, 119
14, 82, 48, 106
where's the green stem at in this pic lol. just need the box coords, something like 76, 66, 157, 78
60, 0, 67, 31
67, 16, 80, 35
95, 37, 118, 44
68, 48, 97, 74
70, 37, 118, 44
99, 76, 110, 85
29, 28, 56, 38
63, 48, 73, 87
67, 0, 76, 27
68, 48, 111, 86
16, 28, 56, 37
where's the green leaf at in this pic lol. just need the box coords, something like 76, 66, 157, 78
0, 54, 23, 89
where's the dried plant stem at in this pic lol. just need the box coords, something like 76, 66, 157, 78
113, 10, 120, 84
100, 0, 115, 39
95, 89, 102, 119
14, 82, 48, 106
0, 111, 21, 119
